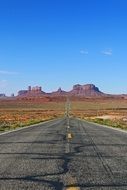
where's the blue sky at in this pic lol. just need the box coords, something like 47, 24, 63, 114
0, 0, 127, 95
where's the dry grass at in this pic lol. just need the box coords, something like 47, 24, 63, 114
0, 110, 64, 132
71, 99, 127, 130
0, 99, 65, 132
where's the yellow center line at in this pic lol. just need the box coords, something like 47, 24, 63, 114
66, 187, 80, 190
65, 133, 80, 190
67, 133, 73, 139
65, 176, 80, 190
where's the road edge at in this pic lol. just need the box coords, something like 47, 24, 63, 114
77, 117, 127, 134
0, 118, 60, 136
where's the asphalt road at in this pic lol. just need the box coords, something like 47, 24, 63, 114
0, 117, 127, 190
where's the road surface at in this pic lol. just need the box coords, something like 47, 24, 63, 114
0, 118, 127, 190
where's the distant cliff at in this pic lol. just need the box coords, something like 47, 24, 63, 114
17, 84, 108, 97
69, 84, 104, 97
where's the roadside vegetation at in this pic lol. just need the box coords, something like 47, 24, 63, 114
71, 98, 127, 130
0, 99, 65, 133
0, 110, 64, 132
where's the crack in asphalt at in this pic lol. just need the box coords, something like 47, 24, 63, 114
0, 118, 127, 189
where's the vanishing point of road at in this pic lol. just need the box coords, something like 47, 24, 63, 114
0, 117, 127, 190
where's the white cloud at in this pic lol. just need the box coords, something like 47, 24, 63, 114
101, 49, 112, 56
80, 49, 88, 55
0, 70, 18, 75
0, 80, 8, 88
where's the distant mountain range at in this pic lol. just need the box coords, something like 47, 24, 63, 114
17, 84, 127, 98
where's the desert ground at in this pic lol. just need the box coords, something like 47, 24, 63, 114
0, 97, 127, 132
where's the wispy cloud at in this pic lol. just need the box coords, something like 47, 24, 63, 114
0, 80, 8, 88
0, 70, 19, 75
80, 49, 88, 55
101, 49, 112, 56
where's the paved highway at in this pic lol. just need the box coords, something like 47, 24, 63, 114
0, 117, 127, 190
